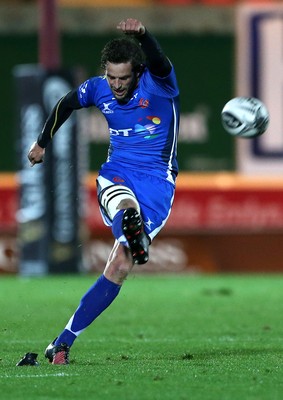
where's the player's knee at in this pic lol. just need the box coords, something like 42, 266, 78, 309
99, 184, 140, 222
118, 198, 138, 210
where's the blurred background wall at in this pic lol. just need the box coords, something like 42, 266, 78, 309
0, 0, 236, 173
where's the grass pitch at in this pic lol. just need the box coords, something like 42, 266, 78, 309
1, 273, 283, 400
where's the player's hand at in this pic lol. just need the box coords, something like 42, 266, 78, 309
117, 18, 145, 36
27, 141, 45, 167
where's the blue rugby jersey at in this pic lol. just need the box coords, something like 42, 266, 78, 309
77, 67, 180, 185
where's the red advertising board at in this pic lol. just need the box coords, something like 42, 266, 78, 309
2, 173, 283, 233
169, 188, 283, 231
85, 173, 283, 233
0, 175, 18, 232
2, 173, 283, 274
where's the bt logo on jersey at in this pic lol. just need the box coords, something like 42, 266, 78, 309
109, 128, 133, 136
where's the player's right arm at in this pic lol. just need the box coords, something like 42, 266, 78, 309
117, 18, 172, 78
137, 30, 172, 78
28, 89, 82, 166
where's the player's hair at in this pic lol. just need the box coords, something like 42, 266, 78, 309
101, 38, 145, 72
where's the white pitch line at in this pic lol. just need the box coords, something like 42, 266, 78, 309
0, 373, 79, 379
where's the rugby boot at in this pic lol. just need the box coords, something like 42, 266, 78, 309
122, 208, 149, 265
45, 338, 70, 365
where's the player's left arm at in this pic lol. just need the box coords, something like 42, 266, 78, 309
117, 18, 172, 78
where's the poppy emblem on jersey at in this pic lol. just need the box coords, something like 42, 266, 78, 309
113, 176, 125, 183
139, 98, 149, 109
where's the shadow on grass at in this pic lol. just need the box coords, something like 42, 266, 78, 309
75, 346, 282, 367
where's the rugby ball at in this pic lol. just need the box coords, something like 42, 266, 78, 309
221, 96, 269, 138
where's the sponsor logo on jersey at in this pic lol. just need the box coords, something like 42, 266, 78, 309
109, 128, 133, 136
135, 116, 161, 139
109, 116, 161, 138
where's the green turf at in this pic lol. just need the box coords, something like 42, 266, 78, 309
1, 273, 283, 400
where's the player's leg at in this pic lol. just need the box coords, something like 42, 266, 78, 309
45, 241, 133, 365
45, 179, 148, 364
125, 171, 176, 245
97, 176, 150, 265
45, 170, 174, 364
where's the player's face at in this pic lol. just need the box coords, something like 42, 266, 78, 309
105, 62, 138, 102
